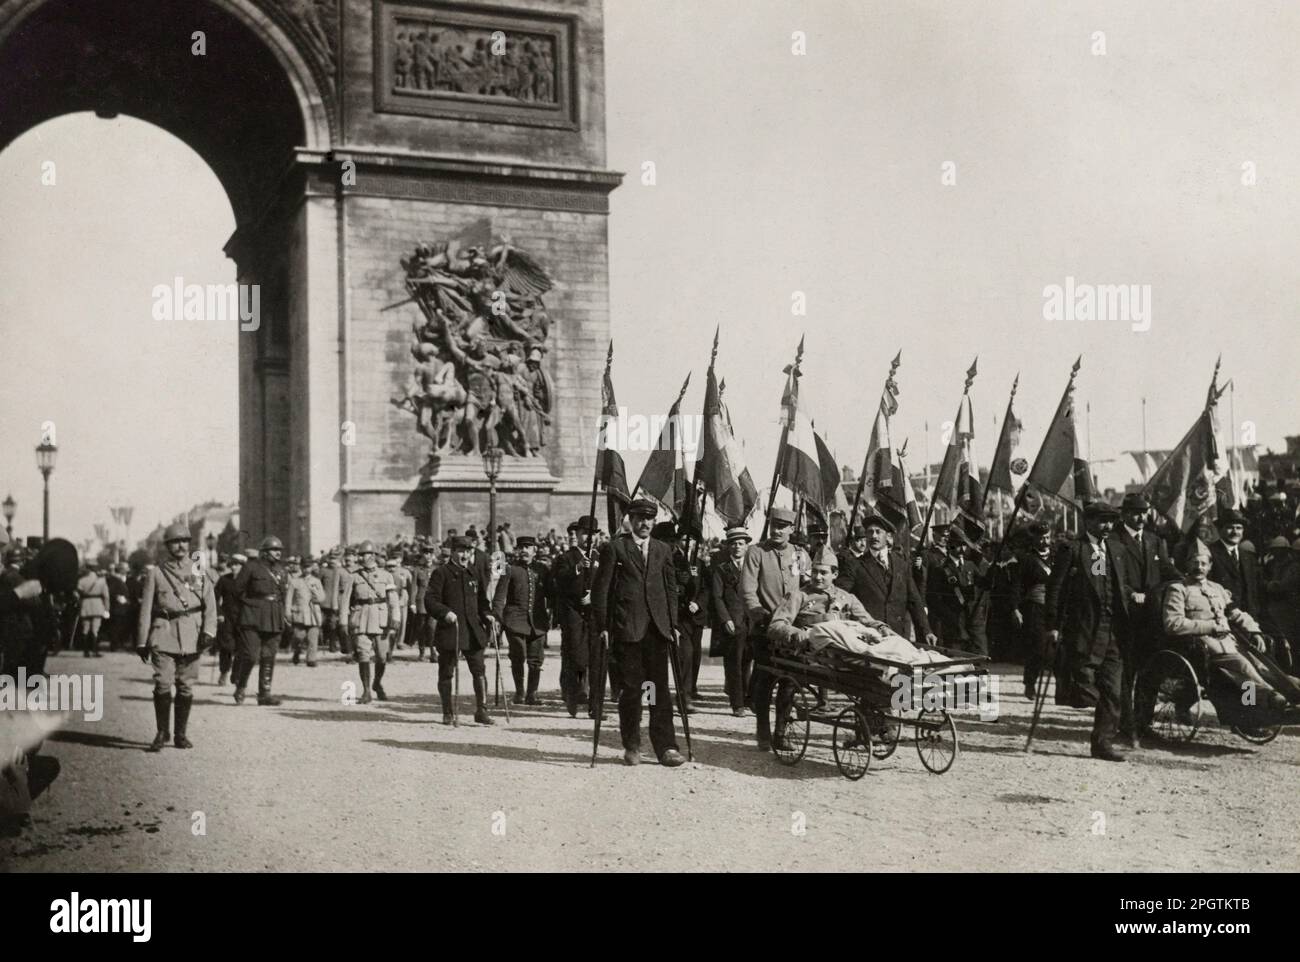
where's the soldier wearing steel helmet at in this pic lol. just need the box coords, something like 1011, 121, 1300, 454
231, 534, 289, 706
136, 523, 216, 751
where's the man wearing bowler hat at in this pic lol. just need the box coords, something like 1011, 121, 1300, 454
741, 506, 802, 751
1210, 507, 1265, 624
1045, 501, 1130, 761
592, 498, 685, 766
425, 535, 497, 724
137, 523, 216, 750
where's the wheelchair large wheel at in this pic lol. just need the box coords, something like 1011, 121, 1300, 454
1134, 649, 1202, 743
771, 684, 811, 766
832, 706, 872, 780
914, 709, 958, 774
866, 705, 902, 760
1231, 723, 1282, 745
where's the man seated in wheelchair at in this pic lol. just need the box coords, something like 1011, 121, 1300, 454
767, 545, 962, 671
1161, 538, 1300, 723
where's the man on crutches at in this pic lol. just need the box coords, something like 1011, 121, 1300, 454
425, 535, 497, 726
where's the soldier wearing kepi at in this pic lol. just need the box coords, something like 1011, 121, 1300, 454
231, 535, 288, 706
493, 535, 550, 704
349, 542, 400, 703
592, 498, 685, 767
136, 523, 216, 751
425, 535, 497, 724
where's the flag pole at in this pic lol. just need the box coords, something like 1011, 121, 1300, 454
1140, 396, 1148, 482
589, 340, 615, 532
761, 336, 804, 540
850, 350, 901, 529
919, 357, 977, 550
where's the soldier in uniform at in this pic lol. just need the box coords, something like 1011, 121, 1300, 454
1045, 502, 1130, 762
349, 541, 401, 703
385, 555, 413, 650
553, 516, 598, 718
425, 535, 497, 724
214, 553, 245, 686
592, 499, 685, 767
76, 563, 110, 658
711, 526, 752, 716
493, 535, 551, 704
231, 535, 288, 706
288, 558, 325, 668
136, 523, 216, 751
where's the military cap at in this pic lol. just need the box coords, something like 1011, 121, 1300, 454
1083, 502, 1120, 521
568, 515, 598, 533
627, 498, 659, 518
768, 507, 796, 527
848, 525, 867, 540
285, 555, 301, 567
724, 526, 752, 543
515, 535, 537, 548
384, 557, 398, 567
810, 544, 838, 569
259, 535, 284, 551
789, 531, 808, 547
163, 522, 190, 543
1120, 492, 1150, 513
1216, 508, 1247, 528
449, 535, 473, 550
807, 521, 828, 536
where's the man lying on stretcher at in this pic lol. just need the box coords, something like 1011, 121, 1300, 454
767, 545, 963, 670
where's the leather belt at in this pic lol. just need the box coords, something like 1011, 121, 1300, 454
155, 609, 195, 621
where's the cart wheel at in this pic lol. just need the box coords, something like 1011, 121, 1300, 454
866, 706, 902, 760
1231, 723, 1281, 745
832, 706, 872, 780
771, 684, 811, 766
914, 709, 958, 774
1134, 649, 1201, 743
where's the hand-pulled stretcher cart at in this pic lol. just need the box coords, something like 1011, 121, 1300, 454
765, 640, 989, 778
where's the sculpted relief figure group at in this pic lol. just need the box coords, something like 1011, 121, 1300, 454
392, 21, 558, 105
396, 238, 556, 460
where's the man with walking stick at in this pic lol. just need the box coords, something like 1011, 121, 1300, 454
591, 499, 687, 767
425, 535, 497, 725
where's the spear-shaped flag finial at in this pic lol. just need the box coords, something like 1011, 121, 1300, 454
963, 356, 979, 393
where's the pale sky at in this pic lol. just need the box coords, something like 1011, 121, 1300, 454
2, 0, 1297, 543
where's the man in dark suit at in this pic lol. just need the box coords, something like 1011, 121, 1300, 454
1112, 492, 1178, 745
1045, 502, 1131, 761
1209, 508, 1264, 621
710, 527, 752, 716
925, 526, 975, 649
592, 499, 685, 767
231, 536, 288, 706
660, 522, 705, 713
554, 516, 599, 718
493, 535, 550, 704
836, 513, 934, 643
426, 536, 496, 725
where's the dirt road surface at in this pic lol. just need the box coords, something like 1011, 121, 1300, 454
4, 644, 1297, 872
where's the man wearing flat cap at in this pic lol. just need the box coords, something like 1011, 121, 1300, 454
1045, 502, 1131, 761
835, 512, 934, 644
554, 516, 600, 717
711, 526, 753, 716
592, 498, 685, 766
742, 506, 803, 751
493, 535, 551, 704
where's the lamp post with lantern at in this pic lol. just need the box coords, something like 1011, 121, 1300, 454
36, 440, 58, 541
482, 446, 503, 551
2, 494, 15, 539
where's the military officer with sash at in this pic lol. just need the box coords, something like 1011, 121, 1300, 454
136, 523, 216, 751
350, 541, 401, 703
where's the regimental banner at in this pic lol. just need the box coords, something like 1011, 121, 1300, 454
374, 1, 578, 129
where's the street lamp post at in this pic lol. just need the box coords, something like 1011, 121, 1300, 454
36, 441, 58, 541
297, 501, 309, 558
2, 494, 15, 539
482, 446, 503, 554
